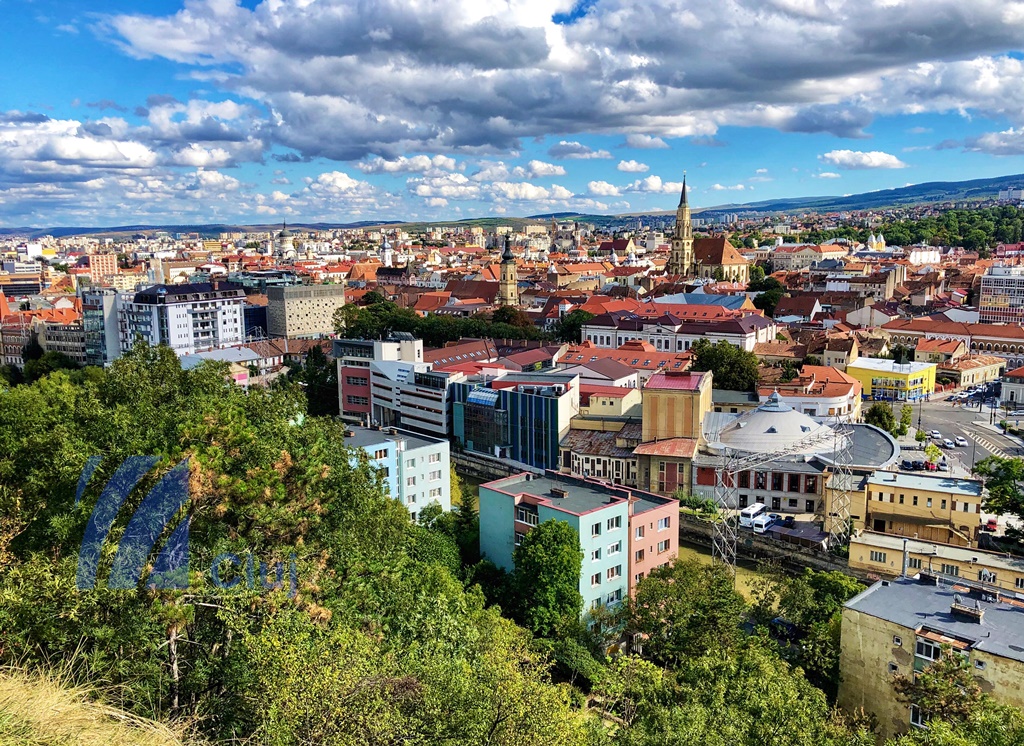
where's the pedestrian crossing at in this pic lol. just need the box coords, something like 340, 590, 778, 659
964, 431, 1009, 460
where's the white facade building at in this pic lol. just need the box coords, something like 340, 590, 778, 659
118, 282, 246, 356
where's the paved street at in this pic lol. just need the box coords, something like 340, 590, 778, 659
898, 395, 1024, 471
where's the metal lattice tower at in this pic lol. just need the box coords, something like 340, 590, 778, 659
825, 418, 856, 550
709, 423, 853, 577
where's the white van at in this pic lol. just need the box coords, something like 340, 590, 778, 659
739, 502, 767, 528
752, 514, 777, 534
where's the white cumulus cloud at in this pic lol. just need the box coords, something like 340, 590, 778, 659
819, 150, 907, 169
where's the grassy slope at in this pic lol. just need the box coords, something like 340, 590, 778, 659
0, 669, 188, 746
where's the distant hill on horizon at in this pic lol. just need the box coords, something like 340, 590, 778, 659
3, 172, 1022, 239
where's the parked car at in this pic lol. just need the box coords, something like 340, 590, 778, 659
954, 436, 969, 447
929, 430, 942, 439
983, 517, 999, 532
943, 438, 955, 449
901, 459, 914, 470
780, 515, 796, 529
911, 460, 926, 470
925, 461, 938, 471
937, 461, 949, 471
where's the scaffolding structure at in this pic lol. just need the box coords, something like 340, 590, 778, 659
824, 419, 855, 550
709, 421, 854, 573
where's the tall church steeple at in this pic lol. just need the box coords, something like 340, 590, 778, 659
668, 173, 693, 276
497, 234, 519, 308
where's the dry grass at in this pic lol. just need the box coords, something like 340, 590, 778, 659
0, 668, 186, 746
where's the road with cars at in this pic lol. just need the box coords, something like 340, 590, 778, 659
904, 389, 1024, 471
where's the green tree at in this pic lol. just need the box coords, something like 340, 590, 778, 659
689, 339, 760, 392
748, 276, 784, 294
754, 288, 786, 316
899, 404, 914, 437
552, 310, 595, 344
749, 265, 766, 284
510, 519, 584, 637
925, 443, 943, 463
972, 456, 1024, 538
623, 558, 745, 667
492, 305, 533, 328
865, 403, 899, 436
894, 647, 984, 727
290, 344, 338, 417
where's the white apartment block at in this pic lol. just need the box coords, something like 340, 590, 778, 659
979, 264, 1024, 325
118, 282, 246, 356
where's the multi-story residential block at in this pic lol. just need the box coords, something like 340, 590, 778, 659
87, 253, 119, 284
452, 371, 581, 470
36, 317, 86, 364
478, 472, 677, 615
118, 282, 246, 356
82, 288, 122, 366
845, 358, 936, 402
343, 425, 452, 520
839, 575, 1024, 741
979, 264, 1024, 324
267, 283, 346, 339
855, 471, 984, 546
848, 532, 1024, 594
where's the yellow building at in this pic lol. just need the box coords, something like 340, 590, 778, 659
576, 386, 642, 423
640, 370, 712, 442
849, 532, 1024, 594
845, 358, 936, 402
855, 471, 984, 547
839, 575, 1024, 742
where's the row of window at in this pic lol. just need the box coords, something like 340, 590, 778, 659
591, 541, 622, 561
872, 491, 976, 512
591, 565, 623, 585
738, 472, 819, 494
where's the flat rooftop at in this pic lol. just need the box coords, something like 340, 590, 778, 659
342, 426, 444, 452
483, 472, 672, 517
846, 576, 1024, 664
847, 358, 936, 375
866, 470, 983, 498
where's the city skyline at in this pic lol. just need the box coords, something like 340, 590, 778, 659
4, 0, 1024, 225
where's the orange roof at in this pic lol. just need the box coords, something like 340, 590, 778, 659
915, 338, 965, 353
633, 438, 699, 458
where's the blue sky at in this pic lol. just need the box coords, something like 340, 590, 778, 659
3, 0, 1024, 226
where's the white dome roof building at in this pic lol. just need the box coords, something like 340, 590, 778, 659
714, 392, 834, 456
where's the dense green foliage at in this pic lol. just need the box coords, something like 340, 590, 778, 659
333, 294, 549, 345
799, 206, 1024, 257
1, 344, 1019, 746
972, 456, 1024, 542
865, 402, 899, 436
689, 338, 761, 392
553, 309, 596, 344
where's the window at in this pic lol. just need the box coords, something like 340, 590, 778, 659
913, 496, 919, 506
893, 635, 903, 647
406, 458, 416, 468
635, 572, 645, 584
657, 516, 671, 531
607, 515, 622, 530
516, 507, 539, 526
407, 494, 416, 504
591, 549, 601, 562
910, 705, 926, 729
428, 452, 441, 463
888, 662, 899, 673
927, 498, 933, 508
915, 639, 941, 662
975, 659, 987, 670
979, 570, 997, 583
941, 499, 947, 510
373, 448, 388, 460
429, 488, 442, 498
908, 558, 922, 570
1016, 578, 1024, 590
657, 539, 670, 553
514, 531, 525, 547
805, 475, 818, 493
346, 395, 370, 406
592, 522, 602, 537
429, 470, 442, 481
738, 471, 750, 488
772, 473, 784, 491
591, 573, 602, 587
406, 476, 416, 486
345, 375, 368, 386
788, 474, 801, 492
870, 551, 887, 563
607, 589, 623, 604
940, 563, 960, 577
608, 541, 622, 555
635, 549, 645, 563
635, 526, 645, 540
607, 565, 622, 580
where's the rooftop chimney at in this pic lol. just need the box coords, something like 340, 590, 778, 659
551, 487, 569, 499
950, 593, 985, 623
